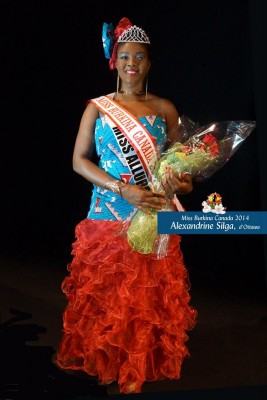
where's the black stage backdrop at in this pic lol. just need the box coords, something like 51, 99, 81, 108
1, 0, 266, 294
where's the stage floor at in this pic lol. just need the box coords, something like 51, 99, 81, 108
1, 254, 267, 399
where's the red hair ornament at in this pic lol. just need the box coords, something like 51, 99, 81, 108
109, 18, 133, 70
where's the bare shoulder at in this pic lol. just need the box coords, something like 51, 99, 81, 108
76, 100, 100, 137
149, 94, 180, 140
76, 101, 99, 131
82, 100, 99, 119
149, 94, 179, 119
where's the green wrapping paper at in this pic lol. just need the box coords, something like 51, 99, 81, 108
127, 209, 158, 254
127, 197, 175, 256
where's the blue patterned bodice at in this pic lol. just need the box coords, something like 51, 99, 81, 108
87, 114, 167, 221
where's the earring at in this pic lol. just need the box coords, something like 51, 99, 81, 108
145, 74, 148, 99
117, 74, 120, 95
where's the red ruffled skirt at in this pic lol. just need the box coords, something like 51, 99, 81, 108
55, 219, 197, 393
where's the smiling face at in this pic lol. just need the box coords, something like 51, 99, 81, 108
116, 42, 151, 91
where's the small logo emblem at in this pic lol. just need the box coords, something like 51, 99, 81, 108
202, 192, 226, 214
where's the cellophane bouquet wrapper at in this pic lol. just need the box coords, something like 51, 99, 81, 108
127, 117, 256, 257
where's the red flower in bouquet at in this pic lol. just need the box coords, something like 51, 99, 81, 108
154, 130, 221, 180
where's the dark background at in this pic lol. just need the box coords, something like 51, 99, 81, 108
1, 1, 267, 399
1, 0, 266, 294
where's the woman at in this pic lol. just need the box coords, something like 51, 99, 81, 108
55, 17, 197, 394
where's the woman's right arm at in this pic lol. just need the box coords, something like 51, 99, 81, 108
72, 102, 113, 187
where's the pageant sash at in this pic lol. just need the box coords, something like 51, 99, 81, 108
90, 94, 185, 211
91, 95, 158, 180
108, 125, 150, 190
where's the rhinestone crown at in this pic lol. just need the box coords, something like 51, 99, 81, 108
118, 25, 150, 44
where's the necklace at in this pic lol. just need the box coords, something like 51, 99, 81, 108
119, 90, 145, 96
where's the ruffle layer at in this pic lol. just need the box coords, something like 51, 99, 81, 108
55, 219, 197, 393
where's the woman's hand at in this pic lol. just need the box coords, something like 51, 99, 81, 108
161, 169, 193, 198
121, 184, 167, 214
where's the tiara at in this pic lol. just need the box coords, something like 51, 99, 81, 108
102, 18, 150, 70
118, 25, 150, 44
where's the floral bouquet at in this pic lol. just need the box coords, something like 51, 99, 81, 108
127, 117, 256, 257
